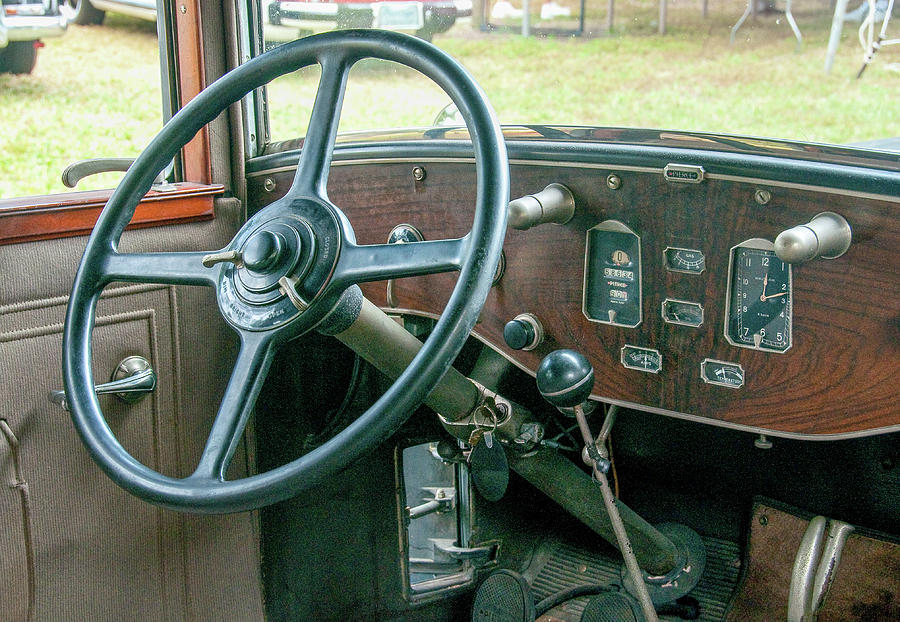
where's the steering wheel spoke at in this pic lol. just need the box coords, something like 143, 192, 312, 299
191, 332, 277, 482
333, 236, 469, 286
102, 251, 219, 287
288, 53, 353, 199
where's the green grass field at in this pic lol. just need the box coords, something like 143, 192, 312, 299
1, 2, 897, 199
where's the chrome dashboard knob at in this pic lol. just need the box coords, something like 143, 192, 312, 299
774, 211, 851, 264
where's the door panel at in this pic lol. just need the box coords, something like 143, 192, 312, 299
0, 199, 265, 621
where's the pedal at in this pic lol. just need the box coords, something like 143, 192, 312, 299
471, 569, 535, 622
581, 592, 643, 622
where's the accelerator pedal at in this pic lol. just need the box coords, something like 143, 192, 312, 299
471, 569, 536, 622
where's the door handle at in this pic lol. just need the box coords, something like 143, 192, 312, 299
49, 356, 156, 412
61, 158, 169, 189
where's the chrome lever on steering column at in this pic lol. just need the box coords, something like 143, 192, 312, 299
49, 356, 156, 412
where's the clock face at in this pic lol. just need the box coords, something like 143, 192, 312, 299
725, 241, 792, 353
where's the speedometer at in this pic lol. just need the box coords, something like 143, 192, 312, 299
724, 238, 792, 353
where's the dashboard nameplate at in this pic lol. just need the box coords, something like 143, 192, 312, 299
664, 164, 705, 184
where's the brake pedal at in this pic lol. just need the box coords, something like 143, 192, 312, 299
471, 569, 535, 622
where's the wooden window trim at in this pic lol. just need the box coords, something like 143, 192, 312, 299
0, 183, 224, 245
1, 0, 217, 247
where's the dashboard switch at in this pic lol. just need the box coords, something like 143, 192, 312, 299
508, 183, 575, 230
774, 211, 851, 264
503, 313, 543, 351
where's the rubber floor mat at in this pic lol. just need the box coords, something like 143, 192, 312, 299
523, 534, 741, 621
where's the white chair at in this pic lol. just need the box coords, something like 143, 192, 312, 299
825, 0, 898, 74
731, 0, 803, 50
856, 0, 898, 77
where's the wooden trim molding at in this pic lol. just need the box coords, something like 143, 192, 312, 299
0, 183, 223, 245
175, 0, 211, 185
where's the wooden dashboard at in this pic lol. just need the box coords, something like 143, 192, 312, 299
248, 143, 899, 440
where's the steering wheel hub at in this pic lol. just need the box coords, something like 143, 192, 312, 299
219, 200, 343, 332
233, 221, 307, 296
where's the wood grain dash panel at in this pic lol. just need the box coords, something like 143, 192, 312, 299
248, 160, 900, 437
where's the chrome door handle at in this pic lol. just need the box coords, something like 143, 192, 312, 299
49, 356, 156, 412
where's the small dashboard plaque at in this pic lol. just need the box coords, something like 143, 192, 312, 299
621, 345, 662, 374
663, 164, 705, 184
701, 359, 745, 389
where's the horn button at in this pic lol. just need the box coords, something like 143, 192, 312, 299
235, 223, 313, 298
217, 200, 343, 332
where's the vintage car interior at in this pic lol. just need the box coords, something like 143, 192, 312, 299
1, 2, 898, 621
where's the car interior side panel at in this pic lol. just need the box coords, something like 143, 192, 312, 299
3, 1, 898, 621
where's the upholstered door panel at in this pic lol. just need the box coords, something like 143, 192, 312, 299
0, 202, 264, 622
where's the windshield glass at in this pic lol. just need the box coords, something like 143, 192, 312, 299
258, 0, 899, 148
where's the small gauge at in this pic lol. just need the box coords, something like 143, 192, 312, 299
621, 345, 662, 374
662, 299, 704, 327
701, 359, 745, 389
664, 247, 705, 274
724, 239, 792, 353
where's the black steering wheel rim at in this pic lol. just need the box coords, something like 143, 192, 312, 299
62, 30, 509, 513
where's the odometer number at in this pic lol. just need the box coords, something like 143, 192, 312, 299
724, 239, 792, 353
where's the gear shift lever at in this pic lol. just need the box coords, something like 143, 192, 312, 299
536, 350, 611, 474
536, 349, 595, 408
537, 350, 659, 622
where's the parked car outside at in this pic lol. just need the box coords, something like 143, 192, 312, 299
0, 0, 67, 73
268, 0, 472, 40
61, 0, 470, 41
61, 0, 154, 25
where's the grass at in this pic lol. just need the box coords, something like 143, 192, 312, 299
2, 2, 898, 199
0, 16, 162, 198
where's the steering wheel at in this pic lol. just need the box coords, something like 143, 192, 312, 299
62, 30, 509, 513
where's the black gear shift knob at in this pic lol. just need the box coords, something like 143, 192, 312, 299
536, 349, 595, 409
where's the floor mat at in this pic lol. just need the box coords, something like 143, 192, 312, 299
725, 500, 900, 622
523, 534, 741, 621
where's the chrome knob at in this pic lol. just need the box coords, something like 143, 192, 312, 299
774, 212, 851, 264
508, 183, 575, 230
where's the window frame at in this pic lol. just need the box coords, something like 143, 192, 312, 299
0, 0, 222, 246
